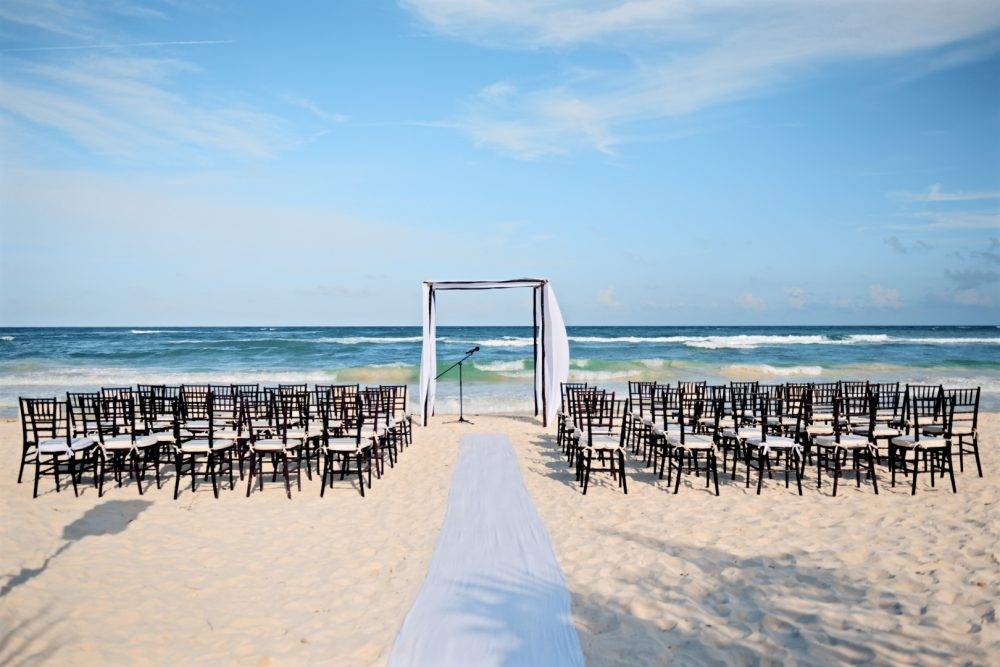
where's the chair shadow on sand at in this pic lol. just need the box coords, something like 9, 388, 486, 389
0, 499, 152, 599
430, 537, 977, 665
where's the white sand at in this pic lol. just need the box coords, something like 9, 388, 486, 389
1, 414, 997, 665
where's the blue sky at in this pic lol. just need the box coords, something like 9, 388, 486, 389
1, 1, 998, 326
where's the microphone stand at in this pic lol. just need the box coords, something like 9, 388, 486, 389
436, 347, 479, 424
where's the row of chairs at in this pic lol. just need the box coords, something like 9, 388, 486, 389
557, 380, 982, 496
18, 383, 416, 499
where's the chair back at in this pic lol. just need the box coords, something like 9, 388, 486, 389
652, 385, 679, 427
23, 398, 69, 446
67, 392, 102, 439
944, 387, 980, 433
561, 382, 588, 413
181, 385, 211, 420
909, 387, 952, 441
678, 381, 706, 398
627, 381, 656, 418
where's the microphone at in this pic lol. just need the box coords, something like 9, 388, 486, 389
467, 346, 480, 355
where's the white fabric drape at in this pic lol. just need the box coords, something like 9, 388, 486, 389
419, 279, 569, 426
542, 283, 569, 426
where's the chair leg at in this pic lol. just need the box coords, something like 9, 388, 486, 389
673, 450, 683, 494
868, 450, 879, 495
832, 449, 842, 497
972, 434, 982, 477
173, 453, 184, 500
320, 453, 329, 497
190, 452, 197, 492
817, 448, 823, 489
132, 454, 144, 496
153, 447, 162, 489
68, 456, 79, 497
910, 450, 919, 495
582, 450, 592, 495
281, 453, 292, 499
246, 452, 257, 497
711, 452, 720, 496
889, 445, 896, 487
947, 446, 957, 493
795, 454, 803, 495
33, 456, 42, 498
756, 450, 765, 495
356, 452, 366, 497
208, 454, 219, 498
18, 447, 29, 484
618, 450, 628, 494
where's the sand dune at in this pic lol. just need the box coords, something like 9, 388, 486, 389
1, 415, 997, 665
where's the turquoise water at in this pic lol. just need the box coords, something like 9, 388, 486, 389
1, 326, 998, 416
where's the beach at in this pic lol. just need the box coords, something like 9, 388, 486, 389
2, 413, 997, 665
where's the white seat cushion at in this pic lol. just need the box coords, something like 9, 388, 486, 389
746, 435, 799, 450
806, 424, 833, 436
891, 435, 947, 449
102, 434, 160, 450
814, 434, 870, 449
37, 437, 95, 456
180, 439, 235, 453
653, 424, 696, 436
665, 433, 714, 449
249, 438, 299, 452
699, 416, 735, 428
851, 425, 901, 437
325, 437, 370, 453
582, 433, 623, 450
922, 423, 974, 436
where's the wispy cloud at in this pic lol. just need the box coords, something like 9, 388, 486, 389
0, 3, 300, 161
0, 0, 165, 39
895, 182, 1000, 202
908, 211, 1000, 231
280, 94, 350, 124
0, 55, 295, 159
403, 1, 1000, 158
0, 40, 234, 53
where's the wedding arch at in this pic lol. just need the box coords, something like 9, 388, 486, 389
418, 279, 570, 426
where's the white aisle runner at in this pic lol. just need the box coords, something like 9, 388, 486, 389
389, 434, 584, 667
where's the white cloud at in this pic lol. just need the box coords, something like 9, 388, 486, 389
897, 183, 1000, 202
0, 0, 164, 40
907, 211, 1000, 231
784, 287, 805, 309
403, 1, 1000, 158
0, 56, 296, 159
869, 284, 903, 309
736, 292, 764, 311
0, 3, 302, 161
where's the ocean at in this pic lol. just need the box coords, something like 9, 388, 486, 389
1, 325, 998, 417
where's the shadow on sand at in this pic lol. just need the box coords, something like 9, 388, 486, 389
0, 499, 152, 598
